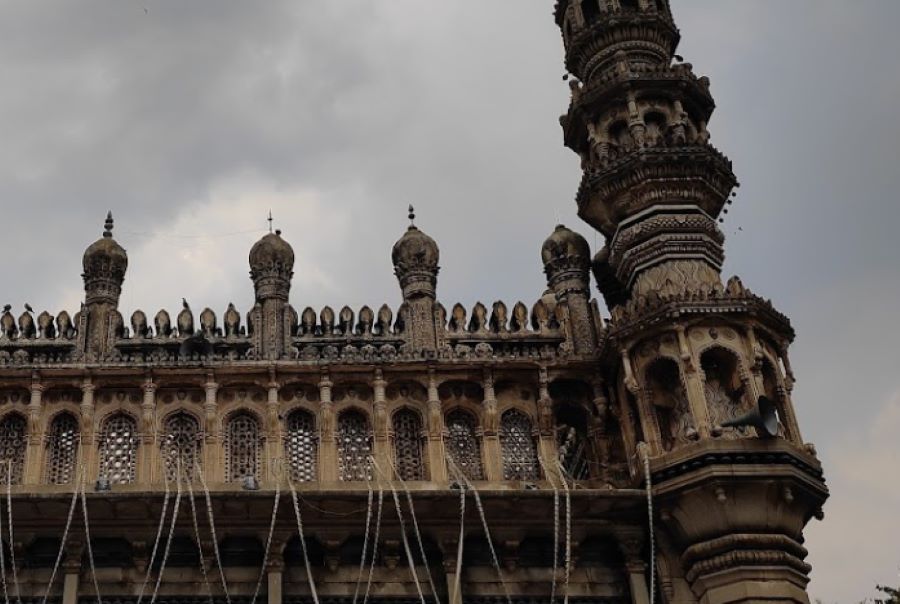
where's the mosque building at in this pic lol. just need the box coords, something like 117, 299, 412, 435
0, 1, 827, 603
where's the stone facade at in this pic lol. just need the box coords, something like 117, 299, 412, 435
0, 2, 826, 604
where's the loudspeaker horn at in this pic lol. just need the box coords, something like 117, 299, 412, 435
721, 395, 779, 438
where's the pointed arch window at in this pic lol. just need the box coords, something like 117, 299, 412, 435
337, 410, 373, 481
392, 409, 426, 481
225, 412, 261, 483
445, 410, 484, 480
0, 414, 27, 485
284, 410, 318, 482
46, 413, 79, 485
98, 413, 138, 485
163, 413, 202, 482
500, 409, 540, 481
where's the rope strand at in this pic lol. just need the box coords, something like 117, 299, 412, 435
287, 475, 320, 604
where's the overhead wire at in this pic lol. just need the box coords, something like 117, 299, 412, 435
6, 462, 20, 604
197, 464, 231, 604
136, 464, 171, 604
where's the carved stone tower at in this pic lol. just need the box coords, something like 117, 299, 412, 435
78, 212, 127, 358
248, 230, 295, 360
391, 209, 440, 353
541, 224, 598, 355
555, 1, 828, 603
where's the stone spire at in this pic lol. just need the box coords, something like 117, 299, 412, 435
556, 0, 736, 302
248, 229, 295, 359
391, 206, 440, 352
78, 212, 128, 357
541, 224, 597, 355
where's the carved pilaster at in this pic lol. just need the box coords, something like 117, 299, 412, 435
24, 378, 44, 484
203, 376, 221, 482
481, 367, 502, 481
372, 369, 391, 475
139, 377, 157, 484
318, 371, 336, 481
426, 369, 447, 482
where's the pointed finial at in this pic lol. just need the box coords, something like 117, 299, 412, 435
408, 204, 416, 226
267, 210, 273, 233
103, 211, 114, 238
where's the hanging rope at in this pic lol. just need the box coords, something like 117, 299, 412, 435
385, 455, 440, 604
150, 461, 183, 604
79, 461, 102, 604
183, 465, 213, 604
6, 462, 20, 604
41, 442, 83, 604
446, 456, 512, 604
537, 455, 561, 604
197, 464, 231, 604
371, 458, 426, 604
362, 471, 385, 604
352, 480, 375, 604
451, 464, 466, 604
638, 443, 656, 604
136, 465, 171, 604
556, 461, 573, 604
0, 463, 9, 604
250, 465, 282, 604
287, 475, 320, 604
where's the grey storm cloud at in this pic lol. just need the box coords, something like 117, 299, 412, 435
0, 1, 899, 601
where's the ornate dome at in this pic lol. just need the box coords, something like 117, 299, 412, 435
249, 230, 295, 273
83, 212, 128, 277
541, 224, 590, 266
391, 225, 440, 272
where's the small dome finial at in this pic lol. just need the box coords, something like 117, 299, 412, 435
408, 204, 416, 226
103, 211, 114, 239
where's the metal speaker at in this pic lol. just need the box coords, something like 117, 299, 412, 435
95, 477, 111, 492
242, 474, 260, 491
721, 395, 779, 438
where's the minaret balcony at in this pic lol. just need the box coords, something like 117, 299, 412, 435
576, 143, 737, 236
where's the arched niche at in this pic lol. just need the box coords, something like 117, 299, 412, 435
550, 379, 595, 480
645, 357, 696, 451
700, 346, 749, 438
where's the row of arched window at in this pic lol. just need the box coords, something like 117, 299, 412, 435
0, 406, 545, 486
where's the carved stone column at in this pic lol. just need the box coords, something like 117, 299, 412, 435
677, 325, 712, 439
318, 372, 337, 482
591, 378, 611, 484
80, 380, 97, 483
266, 377, 282, 483
616, 530, 651, 604
481, 368, 502, 481
61, 541, 84, 604
24, 377, 44, 484
372, 370, 391, 476
203, 376, 222, 483
267, 537, 286, 604
536, 368, 559, 479
426, 369, 447, 483
139, 377, 157, 484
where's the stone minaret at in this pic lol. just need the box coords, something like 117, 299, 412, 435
248, 230, 295, 360
78, 212, 127, 359
391, 207, 440, 353
554, 2, 828, 602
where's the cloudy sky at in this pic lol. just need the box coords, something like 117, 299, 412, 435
0, 0, 897, 600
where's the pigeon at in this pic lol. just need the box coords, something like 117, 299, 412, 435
2, 305, 10, 313
24, 303, 34, 313
182, 298, 190, 310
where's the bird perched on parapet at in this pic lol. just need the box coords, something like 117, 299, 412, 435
182, 298, 190, 310
2, 305, 10, 313
24, 303, 34, 313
